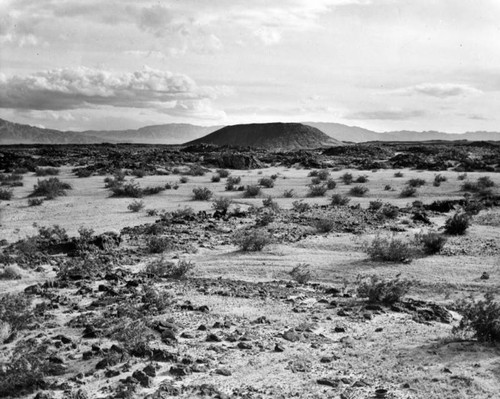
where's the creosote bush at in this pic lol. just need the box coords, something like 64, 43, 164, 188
192, 186, 213, 201
30, 178, 71, 199
262, 196, 280, 211
127, 200, 145, 212
366, 235, 414, 262
357, 275, 412, 305
212, 197, 232, 213
355, 175, 368, 183
35, 167, 59, 176
307, 184, 328, 197
216, 169, 230, 178
407, 178, 426, 188
368, 200, 383, 211
258, 177, 275, 188
433, 174, 447, 187
341, 172, 353, 185
289, 263, 314, 284
211, 174, 221, 182
454, 293, 500, 342
400, 186, 417, 198
28, 198, 44, 206
330, 194, 350, 207
326, 179, 337, 190
444, 211, 470, 235
232, 228, 272, 251
415, 231, 447, 254
145, 258, 195, 279
349, 185, 369, 197
244, 185, 261, 197
292, 200, 311, 213
0, 188, 13, 200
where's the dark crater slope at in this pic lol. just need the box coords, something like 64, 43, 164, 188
184, 122, 343, 151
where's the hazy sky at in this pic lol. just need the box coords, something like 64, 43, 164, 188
1, 0, 500, 132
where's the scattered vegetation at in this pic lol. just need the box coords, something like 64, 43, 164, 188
366, 235, 414, 262
407, 178, 426, 188
433, 174, 447, 187
349, 185, 369, 197
192, 187, 213, 201
282, 189, 294, 198
128, 200, 145, 212
454, 293, 500, 343
244, 185, 261, 197
216, 169, 230, 178
292, 200, 311, 213
146, 236, 175, 253
357, 275, 412, 305
400, 186, 417, 198
289, 263, 314, 284
330, 194, 350, 206
444, 211, 470, 235
145, 258, 195, 279
341, 172, 353, 185
394, 171, 404, 178
30, 178, 71, 199
27, 198, 44, 207
307, 184, 328, 197
232, 228, 272, 251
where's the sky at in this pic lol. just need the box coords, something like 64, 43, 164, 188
1, 0, 500, 133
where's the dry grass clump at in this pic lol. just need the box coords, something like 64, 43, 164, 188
349, 185, 369, 197
30, 177, 71, 199
127, 200, 145, 212
0, 188, 13, 200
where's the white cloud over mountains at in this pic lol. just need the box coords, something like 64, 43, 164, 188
395, 83, 482, 98
0, 67, 226, 118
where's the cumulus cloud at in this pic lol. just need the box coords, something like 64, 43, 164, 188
346, 109, 426, 120
395, 83, 482, 98
0, 67, 228, 120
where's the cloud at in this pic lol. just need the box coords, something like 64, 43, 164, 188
346, 109, 426, 120
0, 67, 226, 118
395, 83, 482, 98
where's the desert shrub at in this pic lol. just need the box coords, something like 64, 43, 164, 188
259, 177, 275, 188
311, 176, 322, 185
315, 218, 335, 233
464, 198, 483, 216
146, 209, 159, 217
0, 339, 59, 397
227, 176, 241, 185
145, 258, 194, 279
355, 175, 368, 183
407, 178, 426, 188
444, 211, 470, 235
317, 170, 331, 181
212, 197, 232, 213
110, 181, 143, 198
132, 168, 147, 178
394, 171, 404, 178
369, 200, 383, 211
262, 196, 280, 211
108, 318, 156, 353
37, 225, 68, 244
13, 168, 29, 174
170, 207, 195, 219
283, 189, 294, 198
142, 185, 165, 196
433, 174, 447, 187
146, 236, 174, 253
400, 186, 417, 198
415, 231, 447, 254
232, 228, 272, 251
128, 200, 145, 212
211, 174, 221, 182
216, 169, 230, 178
330, 194, 350, 206
35, 167, 59, 176
30, 178, 71, 200
256, 211, 275, 226
308, 170, 319, 177
0, 293, 34, 331
384, 184, 392, 191
454, 293, 500, 342
325, 179, 337, 190
292, 200, 311, 213
179, 176, 189, 183
192, 186, 213, 201
307, 184, 328, 197
477, 176, 495, 188
244, 185, 261, 197
270, 174, 279, 180
457, 173, 468, 180
366, 235, 414, 262
104, 171, 125, 189
357, 275, 412, 305
0, 188, 13, 200
289, 263, 314, 284
349, 185, 369, 197
380, 204, 399, 219
186, 165, 206, 176
341, 172, 353, 185
74, 168, 93, 178
0, 266, 22, 280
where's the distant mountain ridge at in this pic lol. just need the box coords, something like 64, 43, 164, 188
2, 117, 500, 145
185, 122, 344, 150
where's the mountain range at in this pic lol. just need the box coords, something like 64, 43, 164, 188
1, 117, 500, 145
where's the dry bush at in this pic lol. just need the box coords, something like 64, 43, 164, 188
349, 185, 369, 197
444, 211, 470, 235
127, 200, 145, 212
289, 263, 314, 284
0, 293, 34, 331
341, 172, 353, 185
292, 200, 311, 213
262, 196, 280, 211
415, 231, 447, 254
30, 178, 71, 199
259, 177, 275, 188
314, 218, 335, 233
27, 198, 44, 206
407, 178, 426, 188
330, 194, 350, 206
232, 228, 272, 251
326, 179, 337, 189
211, 174, 221, 182
454, 293, 500, 343
212, 197, 233, 213
307, 184, 328, 197
192, 186, 213, 200
400, 186, 417, 198
145, 258, 195, 279
366, 235, 414, 262
217, 169, 230, 178
283, 189, 295, 198
0, 188, 13, 200
394, 171, 404, 178
146, 236, 174, 253
244, 185, 261, 197
35, 167, 59, 176
357, 275, 412, 305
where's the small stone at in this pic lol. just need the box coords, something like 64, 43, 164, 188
283, 330, 301, 342
132, 370, 151, 387
143, 364, 156, 377
274, 343, 285, 352
334, 326, 346, 333
206, 333, 221, 342
317, 378, 339, 387
237, 342, 252, 350
215, 368, 232, 376
480, 272, 490, 280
